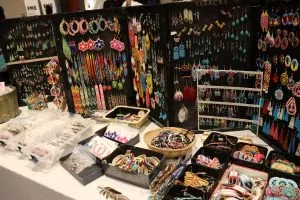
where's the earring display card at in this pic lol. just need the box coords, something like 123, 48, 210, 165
0, 16, 56, 63
256, 5, 300, 155
54, 9, 132, 116
167, 2, 254, 130
127, 7, 169, 125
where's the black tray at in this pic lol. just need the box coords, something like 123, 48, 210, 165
102, 144, 166, 188
203, 132, 238, 153
266, 150, 300, 181
231, 142, 268, 170
163, 185, 205, 200
191, 146, 230, 176
59, 153, 104, 186
175, 164, 220, 200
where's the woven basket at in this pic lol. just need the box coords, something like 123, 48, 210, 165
144, 127, 196, 158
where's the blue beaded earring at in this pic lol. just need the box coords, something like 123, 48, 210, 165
179, 44, 185, 58
173, 46, 179, 60
283, 108, 289, 122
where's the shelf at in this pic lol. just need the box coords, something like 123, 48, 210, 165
7, 56, 55, 66
198, 101, 260, 108
197, 85, 262, 92
196, 69, 263, 75
198, 115, 258, 124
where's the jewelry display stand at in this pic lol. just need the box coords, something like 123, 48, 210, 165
197, 69, 263, 134
0, 16, 57, 105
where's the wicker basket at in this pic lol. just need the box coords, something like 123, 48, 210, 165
0, 86, 19, 124
103, 106, 150, 128
144, 127, 196, 158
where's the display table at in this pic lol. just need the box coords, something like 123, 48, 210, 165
0, 109, 273, 200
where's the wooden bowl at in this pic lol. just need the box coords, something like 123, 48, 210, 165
144, 127, 196, 158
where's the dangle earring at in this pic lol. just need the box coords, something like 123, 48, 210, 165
293, 9, 299, 26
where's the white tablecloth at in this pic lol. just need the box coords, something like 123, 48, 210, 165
0, 108, 273, 200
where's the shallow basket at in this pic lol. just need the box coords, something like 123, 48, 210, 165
143, 127, 196, 158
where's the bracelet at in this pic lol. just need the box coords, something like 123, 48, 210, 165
59, 19, 69, 36
89, 19, 99, 34
69, 19, 79, 36
79, 19, 89, 35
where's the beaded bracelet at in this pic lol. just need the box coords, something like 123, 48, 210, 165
89, 19, 99, 34
59, 19, 70, 36
79, 19, 89, 35
69, 19, 79, 36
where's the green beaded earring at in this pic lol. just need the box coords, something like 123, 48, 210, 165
235, 14, 240, 25
240, 30, 245, 36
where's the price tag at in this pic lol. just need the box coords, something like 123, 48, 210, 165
0, 82, 5, 88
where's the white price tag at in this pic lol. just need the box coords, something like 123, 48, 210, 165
0, 82, 5, 88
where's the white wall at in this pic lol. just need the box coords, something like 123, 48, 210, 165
0, 0, 26, 19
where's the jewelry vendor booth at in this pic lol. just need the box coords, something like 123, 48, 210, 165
0, 0, 299, 200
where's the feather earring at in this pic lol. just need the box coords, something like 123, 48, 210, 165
98, 186, 129, 200
62, 37, 72, 61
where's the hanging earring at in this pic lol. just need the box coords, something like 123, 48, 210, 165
173, 46, 179, 60
282, 9, 288, 26
274, 29, 281, 48
178, 104, 188, 123
293, 9, 299, 26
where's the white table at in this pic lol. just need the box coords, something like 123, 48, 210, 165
0, 109, 273, 200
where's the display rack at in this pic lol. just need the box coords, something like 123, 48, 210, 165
197, 69, 263, 134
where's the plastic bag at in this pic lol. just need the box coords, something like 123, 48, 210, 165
63, 145, 96, 174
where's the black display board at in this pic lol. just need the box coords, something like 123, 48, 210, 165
0, 16, 56, 62
0, 15, 57, 105
126, 5, 169, 126
53, 8, 134, 115
254, 2, 300, 155
165, 1, 258, 130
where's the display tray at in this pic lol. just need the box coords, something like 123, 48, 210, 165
102, 144, 166, 188
203, 132, 238, 153
231, 142, 268, 170
265, 150, 300, 182
93, 126, 140, 146
59, 153, 104, 186
163, 185, 205, 200
211, 164, 268, 200
175, 164, 220, 199
103, 106, 150, 127
191, 146, 230, 175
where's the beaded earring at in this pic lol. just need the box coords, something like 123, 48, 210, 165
173, 46, 179, 60
179, 44, 185, 58
62, 37, 72, 60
